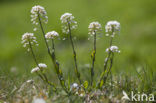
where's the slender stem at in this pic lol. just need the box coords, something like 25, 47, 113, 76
104, 53, 114, 83
28, 41, 58, 92
29, 41, 38, 66
91, 31, 96, 86
104, 27, 114, 72
94, 32, 97, 52
51, 39, 56, 60
110, 70, 113, 90
37, 72, 45, 81
97, 28, 114, 88
37, 72, 57, 93
42, 73, 58, 93
38, 13, 51, 55
51, 39, 69, 94
109, 37, 113, 47
38, 13, 69, 94
67, 20, 81, 84
52, 39, 55, 51
103, 37, 113, 72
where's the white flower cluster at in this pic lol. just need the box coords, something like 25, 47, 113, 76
70, 83, 85, 97
106, 46, 120, 53
21, 33, 38, 51
31, 67, 40, 73
32, 98, 46, 103
38, 63, 47, 68
70, 83, 79, 91
45, 31, 59, 39
31, 5, 48, 31
31, 63, 47, 73
60, 13, 77, 34
88, 22, 102, 35
105, 21, 120, 37
26, 79, 34, 83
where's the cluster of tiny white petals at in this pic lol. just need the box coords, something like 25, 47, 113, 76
105, 21, 120, 37
38, 63, 47, 69
88, 22, 102, 35
31, 67, 40, 73
106, 46, 120, 53
21, 33, 38, 51
72, 83, 78, 88
31, 5, 48, 31
60, 13, 77, 34
31, 63, 47, 73
45, 31, 59, 39
70, 83, 79, 91
26, 79, 34, 83
32, 98, 46, 103
60, 13, 73, 23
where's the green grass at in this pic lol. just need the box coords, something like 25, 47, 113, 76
0, 0, 156, 102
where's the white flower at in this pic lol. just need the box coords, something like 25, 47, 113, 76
26, 79, 34, 83
106, 46, 120, 53
105, 21, 120, 36
45, 31, 59, 39
73, 83, 78, 88
60, 13, 74, 23
70, 83, 79, 91
33, 28, 37, 31
32, 98, 46, 103
38, 63, 47, 69
31, 5, 48, 31
31, 67, 40, 73
79, 93, 84, 97
21, 33, 38, 50
88, 22, 102, 35
60, 13, 77, 34
31, 63, 47, 73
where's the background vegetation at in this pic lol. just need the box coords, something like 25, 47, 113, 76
0, 0, 156, 102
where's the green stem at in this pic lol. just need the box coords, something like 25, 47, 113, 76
97, 28, 114, 88
51, 39, 56, 60
103, 37, 113, 72
51, 39, 69, 94
29, 41, 38, 66
104, 53, 114, 83
38, 13, 51, 55
67, 20, 82, 84
91, 31, 96, 86
28, 41, 58, 93
38, 13, 69, 94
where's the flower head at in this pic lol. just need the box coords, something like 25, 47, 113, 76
72, 83, 78, 88
88, 22, 102, 36
31, 5, 48, 31
31, 63, 47, 73
32, 98, 46, 103
38, 63, 47, 69
105, 21, 120, 37
106, 46, 120, 53
26, 79, 34, 84
21, 33, 38, 51
31, 67, 40, 73
70, 83, 79, 91
60, 13, 77, 34
45, 31, 59, 39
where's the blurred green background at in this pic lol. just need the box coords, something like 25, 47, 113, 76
0, 0, 156, 83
